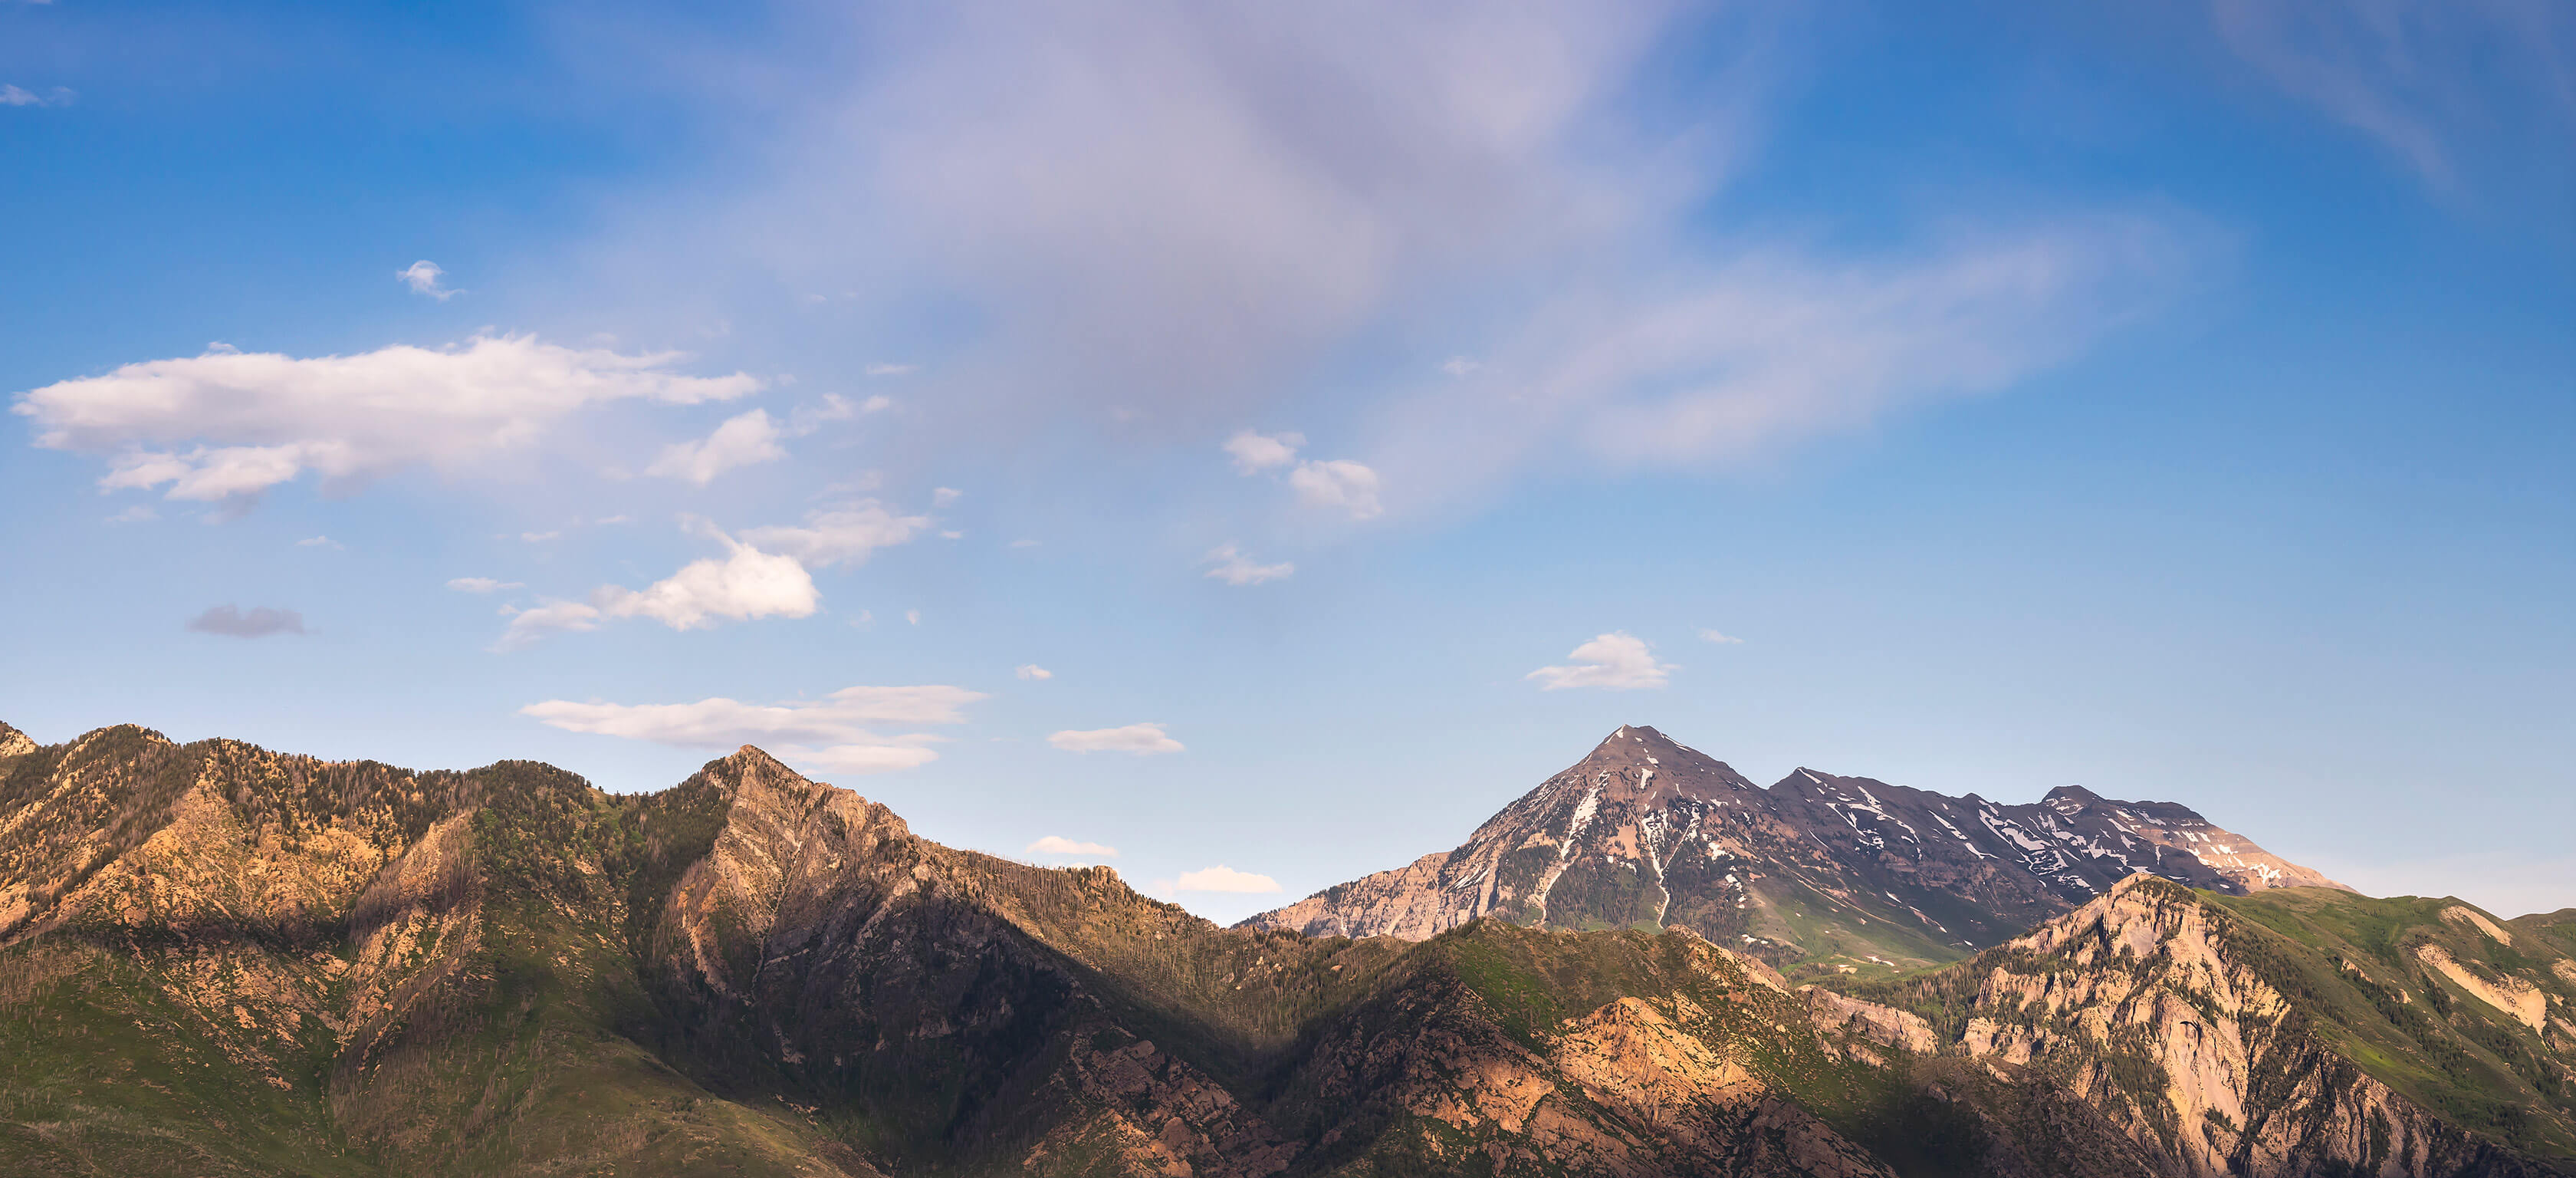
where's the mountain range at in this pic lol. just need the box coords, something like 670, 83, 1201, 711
0, 718, 2568, 1177
1244, 725, 2344, 979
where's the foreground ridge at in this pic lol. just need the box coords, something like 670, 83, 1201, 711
0, 721, 2566, 1177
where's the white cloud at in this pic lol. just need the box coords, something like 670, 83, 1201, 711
1526, 631, 1673, 691
396, 260, 458, 301
859, 394, 893, 413
296, 535, 342, 549
1204, 542, 1293, 586
864, 364, 919, 377
104, 505, 157, 524
905, 609, 922, 625
1698, 629, 1743, 644
933, 486, 963, 506
1288, 459, 1383, 519
1224, 429, 1304, 473
740, 500, 932, 567
0, 85, 74, 108
494, 599, 606, 649
1441, 357, 1482, 377
494, 526, 820, 649
1026, 835, 1118, 858
521, 530, 561, 543
1015, 664, 1053, 681
1010, 538, 1040, 548
1164, 866, 1280, 893
1048, 722, 1184, 755
646, 408, 787, 485
560, 2, 2193, 508
446, 577, 522, 594
593, 530, 818, 630
520, 683, 987, 775
12, 334, 761, 506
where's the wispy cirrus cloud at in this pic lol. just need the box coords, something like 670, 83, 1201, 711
521, 683, 987, 773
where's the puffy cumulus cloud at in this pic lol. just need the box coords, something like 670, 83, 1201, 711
592, 533, 817, 630
1203, 543, 1293, 586
187, 604, 304, 638
11, 334, 760, 506
1026, 836, 1118, 858
1288, 459, 1383, 519
447, 577, 523, 594
1526, 631, 1673, 691
1015, 664, 1053, 681
397, 260, 458, 301
493, 525, 819, 649
645, 408, 787, 485
1224, 429, 1303, 473
1162, 866, 1280, 893
520, 683, 987, 774
1048, 723, 1184, 755
741, 500, 932, 568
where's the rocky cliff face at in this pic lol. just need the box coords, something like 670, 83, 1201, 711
1836, 875, 2576, 1176
0, 722, 2559, 1178
1244, 725, 2346, 977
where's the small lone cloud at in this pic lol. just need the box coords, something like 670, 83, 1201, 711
105, 505, 158, 525
905, 609, 922, 625
1289, 459, 1383, 519
1698, 629, 1744, 644
0, 85, 75, 109
1048, 723, 1183, 755
1224, 429, 1304, 474
396, 260, 458, 301
446, 577, 523, 594
1026, 835, 1117, 858
1527, 631, 1674, 691
521, 531, 561, 543
1162, 866, 1280, 893
187, 605, 305, 638
933, 487, 963, 506
1204, 543, 1293, 586
1441, 356, 1481, 377
296, 535, 342, 549
1016, 664, 1053, 681
865, 363, 919, 377
1010, 538, 1040, 549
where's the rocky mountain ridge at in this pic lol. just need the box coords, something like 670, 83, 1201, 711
0, 720, 2564, 1178
1244, 725, 2346, 977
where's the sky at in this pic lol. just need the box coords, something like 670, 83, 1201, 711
2, 0, 2570, 923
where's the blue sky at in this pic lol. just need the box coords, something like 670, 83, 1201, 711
3, 0, 2570, 921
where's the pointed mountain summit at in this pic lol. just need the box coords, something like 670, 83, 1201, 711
1244, 724, 2348, 977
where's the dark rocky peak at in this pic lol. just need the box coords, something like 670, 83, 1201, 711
2041, 785, 2104, 811
1560, 724, 1758, 801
